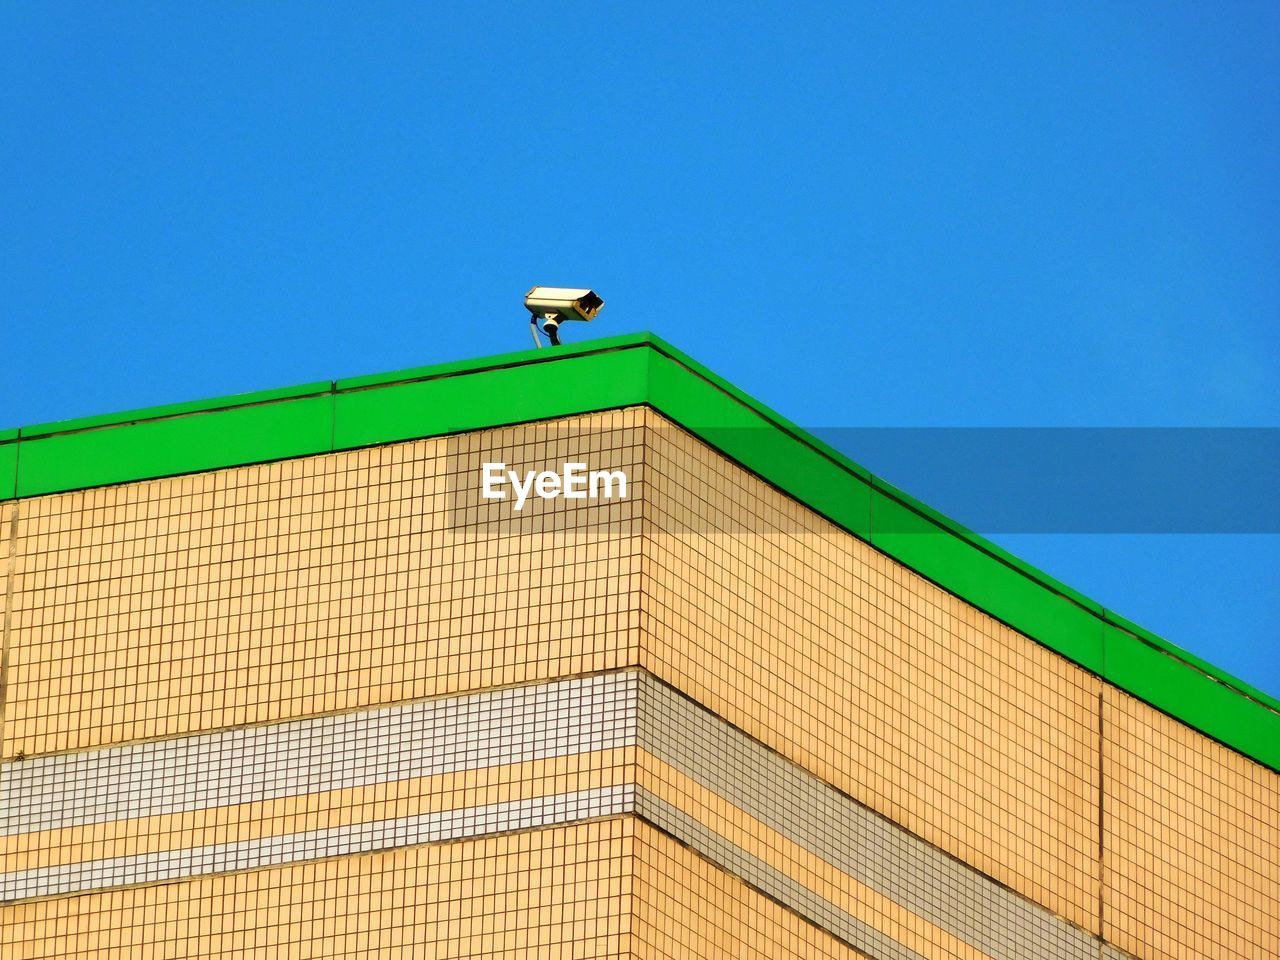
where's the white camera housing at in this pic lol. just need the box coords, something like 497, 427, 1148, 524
525, 287, 604, 326
525, 287, 604, 347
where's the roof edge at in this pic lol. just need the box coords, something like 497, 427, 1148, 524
2, 332, 1276, 768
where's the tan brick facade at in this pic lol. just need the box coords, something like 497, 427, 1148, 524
1, 408, 1276, 959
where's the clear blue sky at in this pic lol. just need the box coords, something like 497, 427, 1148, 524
3, 4, 1277, 695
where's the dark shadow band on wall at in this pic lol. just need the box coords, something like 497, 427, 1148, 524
1, 332, 1277, 770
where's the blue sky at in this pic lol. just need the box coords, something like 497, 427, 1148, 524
2, 4, 1277, 694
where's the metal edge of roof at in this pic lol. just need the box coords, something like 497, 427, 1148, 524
333, 331, 661, 391
636, 336, 1280, 718
640, 338, 1106, 617
1, 331, 1277, 762
647, 344, 1280, 726
1, 332, 661, 439
1102, 607, 1280, 713
15, 380, 336, 440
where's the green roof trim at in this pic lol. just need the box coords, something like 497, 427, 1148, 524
1102, 608, 1280, 714
869, 475, 1105, 616
0, 437, 16, 501
334, 342, 653, 450
2, 332, 1276, 770
870, 487, 1106, 674
16, 396, 334, 498
19, 380, 333, 440
333, 331, 650, 391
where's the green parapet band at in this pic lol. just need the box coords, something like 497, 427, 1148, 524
333, 341, 653, 450
645, 348, 873, 540
0, 436, 17, 501
2, 331, 1276, 772
1101, 609, 1280, 715
18, 380, 334, 440
1104, 623, 1280, 769
16, 395, 335, 498
868, 488, 1105, 674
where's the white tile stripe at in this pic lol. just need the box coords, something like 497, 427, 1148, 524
0, 670, 1120, 960
0, 672, 639, 835
0, 785, 634, 902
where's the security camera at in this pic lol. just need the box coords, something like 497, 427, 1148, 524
525, 286, 604, 347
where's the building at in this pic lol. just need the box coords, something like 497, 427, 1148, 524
0, 332, 1276, 958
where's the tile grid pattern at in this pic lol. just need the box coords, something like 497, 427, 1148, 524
0, 409, 1276, 959
5, 410, 647, 757
640, 412, 1279, 959
3, 668, 1116, 960
1, 672, 638, 835
641, 413, 1104, 934
6, 786, 634, 902
0, 502, 13, 763
634, 787, 927, 960
1103, 687, 1280, 960
4, 815, 878, 960
3, 819, 638, 959
630, 817, 865, 960
636, 673, 1099, 960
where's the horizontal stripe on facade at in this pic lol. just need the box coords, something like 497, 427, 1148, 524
635, 787, 932, 960
1, 749, 635, 872
1, 786, 633, 901
635, 676, 1100, 960
1, 672, 636, 834
0, 669, 1123, 960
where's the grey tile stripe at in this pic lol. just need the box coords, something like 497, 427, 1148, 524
2, 667, 1125, 960
635, 787, 927, 960
0, 672, 637, 834
635, 674, 1099, 960
0, 785, 634, 902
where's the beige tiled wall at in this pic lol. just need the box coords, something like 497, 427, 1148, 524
631, 818, 860, 959
0, 501, 11, 613
2, 747, 635, 879
0, 502, 11, 761
2, 813, 898, 960
636, 757, 989, 959
1103, 687, 1280, 960
3, 408, 1279, 960
0, 819, 636, 959
640, 418, 1103, 932
634, 672, 1099, 960
4, 411, 645, 757
0, 500, 11, 638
